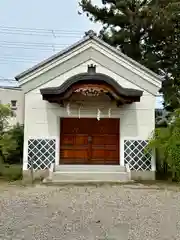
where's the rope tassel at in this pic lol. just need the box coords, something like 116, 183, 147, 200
108, 108, 111, 118
97, 108, 101, 121
78, 106, 81, 119
66, 103, 71, 116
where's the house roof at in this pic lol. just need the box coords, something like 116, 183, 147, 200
15, 30, 163, 82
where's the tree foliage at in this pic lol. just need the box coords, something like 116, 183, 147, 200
147, 109, 180, 181
0, 104, 23, 164
79, 0, 180, 110
0, 104, 14, 162
155, 109, 168, 128
0, 103, 14, 134
4, 123, 24, 164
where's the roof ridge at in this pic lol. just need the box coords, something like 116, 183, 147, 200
15, 29, 162, 82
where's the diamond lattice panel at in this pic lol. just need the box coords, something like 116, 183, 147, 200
124, 140, 152, 171
27, 139, 56, 170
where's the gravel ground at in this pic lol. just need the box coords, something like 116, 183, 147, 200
0, 183, 180, 240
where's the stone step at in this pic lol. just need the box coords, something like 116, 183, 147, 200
51, 171, 130, 182
55, 165, 126, 173
43, 180, 134, 186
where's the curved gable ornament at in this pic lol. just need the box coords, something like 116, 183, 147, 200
40, 71, 143, 107
74, 85, 108, 97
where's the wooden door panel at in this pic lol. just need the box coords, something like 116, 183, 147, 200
91, 150, 118, 159
92, 135, 118, 145
91, 144, 117, 150
60, 118, 120, 165
61, 135, 74, 145
61, 118, 92, 134
60, 128, 89, 164
105, 150, 119, 159
74, 135, 88, 145
103, 145, 117, 150
61, 149, 88, 159
90, 159, 119, 165
91, 136, 104, 145
90, 119, 119, 134
91, 149, 105, 159
61, 134, 88, 145
61, 158, 89, 164
105, 136, 118, 145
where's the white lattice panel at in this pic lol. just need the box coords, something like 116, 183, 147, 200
124, 140, 151, 171
28, 139, 56, 170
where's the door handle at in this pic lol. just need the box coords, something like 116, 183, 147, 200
88, 136, 92, 143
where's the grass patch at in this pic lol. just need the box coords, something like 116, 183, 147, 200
0, 164, 22, 181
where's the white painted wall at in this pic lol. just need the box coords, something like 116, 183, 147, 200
22, 59, 156, 170
0, 87, 24, 125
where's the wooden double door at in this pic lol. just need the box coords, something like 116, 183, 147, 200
60, 118, 120, 165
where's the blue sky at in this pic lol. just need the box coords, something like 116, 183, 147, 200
0, 0, 100, 80
0, 0, 163, 108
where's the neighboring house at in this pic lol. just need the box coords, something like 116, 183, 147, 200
15, 30, 162, 181
0, 86, 24, 125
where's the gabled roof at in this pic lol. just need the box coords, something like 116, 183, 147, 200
15, 30, 163, 82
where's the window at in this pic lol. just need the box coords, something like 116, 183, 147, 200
11, 100, 17, 110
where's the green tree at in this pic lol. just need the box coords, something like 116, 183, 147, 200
79, 0, 180, 110
0, 104, 15, 163
147, 109, 180, 181
5, 123, 24, 164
